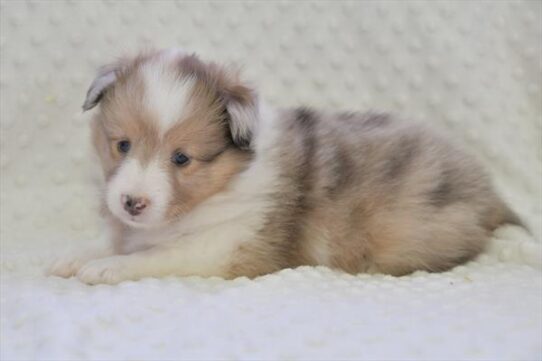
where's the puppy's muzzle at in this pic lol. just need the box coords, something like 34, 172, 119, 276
121, 194, 149, 216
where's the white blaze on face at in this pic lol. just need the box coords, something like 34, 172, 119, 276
141, 56, 195, 134
106, 157, 172, 228
106, 53, 197, 228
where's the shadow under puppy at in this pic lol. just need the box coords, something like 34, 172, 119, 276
48, 48, 522, 284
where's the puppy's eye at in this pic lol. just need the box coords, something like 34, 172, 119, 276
172, 151, 190, 166
117, 140, 131, 154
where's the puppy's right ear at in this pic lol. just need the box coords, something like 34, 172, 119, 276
82, 64, 120, 111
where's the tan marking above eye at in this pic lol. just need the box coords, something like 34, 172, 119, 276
196, 146, 230, 162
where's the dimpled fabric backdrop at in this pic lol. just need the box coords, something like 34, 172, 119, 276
0, 1, 541, 360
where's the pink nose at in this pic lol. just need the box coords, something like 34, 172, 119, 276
122, 194, 149, 216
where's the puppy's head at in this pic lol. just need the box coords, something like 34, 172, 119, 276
83, 49, 257, 228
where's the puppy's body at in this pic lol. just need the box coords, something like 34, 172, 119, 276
49, 50, 519, 284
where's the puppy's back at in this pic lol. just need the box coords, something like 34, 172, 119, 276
254, 109, 518, 276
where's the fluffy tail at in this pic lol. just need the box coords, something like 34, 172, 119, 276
494, 200, 530, 234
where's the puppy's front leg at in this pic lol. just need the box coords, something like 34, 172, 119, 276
76, 245, 222, 285
47, 247, 114, 278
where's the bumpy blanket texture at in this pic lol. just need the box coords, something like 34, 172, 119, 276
0, 1, 541, 360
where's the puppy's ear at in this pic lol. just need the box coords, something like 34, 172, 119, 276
82, 63, 121, 111
177, 55, 260, 150
221, 75, 259, 150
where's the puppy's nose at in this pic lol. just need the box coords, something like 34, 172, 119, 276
122, 194, 149, 216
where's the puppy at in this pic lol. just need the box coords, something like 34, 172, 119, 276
48, 48, 522, 284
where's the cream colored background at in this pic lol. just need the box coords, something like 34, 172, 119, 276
0, 1, 541, 360
1, 0, 541, 248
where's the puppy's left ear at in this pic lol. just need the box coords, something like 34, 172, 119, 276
82, 63, 120, 111
220, 74, 259, 150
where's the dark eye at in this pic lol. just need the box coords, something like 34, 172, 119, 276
117, 140, 131, 154
172, 151, 190, 166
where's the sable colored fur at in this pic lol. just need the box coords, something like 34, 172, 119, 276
48, 49, 521, 284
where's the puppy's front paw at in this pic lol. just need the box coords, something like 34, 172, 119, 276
76, 256, 135, 285
47, 255, 91, 278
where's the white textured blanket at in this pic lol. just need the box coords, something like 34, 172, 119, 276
1, 1, 541, 360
